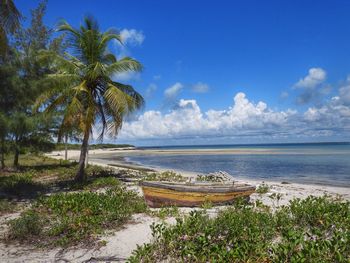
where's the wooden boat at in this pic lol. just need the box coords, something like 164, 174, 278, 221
140, 181, 256, 208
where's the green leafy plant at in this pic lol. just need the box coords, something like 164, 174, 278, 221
151, 206, 180, 220
142, 171, 187, 182
8, 210, 43, 240
9, 185, 148, 247
256, 183, 270, 194
129, 196, 350, 262
200, 199, 213, 210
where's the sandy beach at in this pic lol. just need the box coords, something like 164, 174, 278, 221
46, 148, 350, 205
1, 148, 349, 262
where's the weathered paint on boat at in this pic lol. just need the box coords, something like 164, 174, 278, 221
140, 181, 255, 207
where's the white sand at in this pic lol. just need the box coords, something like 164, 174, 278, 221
0, 214, 163, 263
1, 149, 349, 262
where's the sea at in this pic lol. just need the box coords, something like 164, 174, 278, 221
125, 142, 350, 187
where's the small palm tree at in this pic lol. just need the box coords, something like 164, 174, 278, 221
35, 17, 144, 182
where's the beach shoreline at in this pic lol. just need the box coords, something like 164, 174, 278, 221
46, 148, 350, 203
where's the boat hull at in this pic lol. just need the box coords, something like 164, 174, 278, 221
141, 181, 255, 208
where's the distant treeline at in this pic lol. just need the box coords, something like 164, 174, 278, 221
54, 143, 135, 151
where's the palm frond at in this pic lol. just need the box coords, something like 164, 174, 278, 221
106, 57, 143, 75
99, 32, 122, 49
57, 20, 79, 37
113, 81, 145, 110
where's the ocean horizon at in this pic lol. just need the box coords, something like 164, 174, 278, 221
124, 142, 350, 187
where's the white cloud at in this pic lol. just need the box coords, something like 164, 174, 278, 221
294, 68, 326, 89
293, 68, 329, 105
119, 92, 296, 140
164, 82, 183, 100
192, 82, 209, 93
339, 82, 350, 106
304, 96, 350, 125
153, 75, 161, 80
114, 28, 144, 58
118, 90, 350, 141
120, 29, 145, 46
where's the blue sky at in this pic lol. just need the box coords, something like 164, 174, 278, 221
17, 0, 350, 145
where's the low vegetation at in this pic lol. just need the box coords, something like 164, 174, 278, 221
142, 171, 187, 182
0, 199, 17, 215
150, 206, 180, 220
256, 183, 270, 194
0, 173, 45, 198
197, 174, 228, 182
0, 154, 149, 247
129, 196, 350, 262
8, 185, 147, 247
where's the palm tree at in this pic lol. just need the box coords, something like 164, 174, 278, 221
0, 0, 21, 56
34, 17, 144, 182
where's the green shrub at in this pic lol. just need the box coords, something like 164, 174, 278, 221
256, 183, 270, 194
129, 196, 350, 262
9, 185, 148, 246
151, 206, 180, 219
142, 171, 186, 182
8, 210, 43, 239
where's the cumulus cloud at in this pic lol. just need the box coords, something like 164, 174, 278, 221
339, 78, 350, 106
120, 29, 145, 46
114, 28, 144, 58
293, 68, 329, 105
164, 82, 183, 100
294, 68, 326, 89
303, 96, 350, 135
192, 82, 209, 93
119, 92, 297, 140
118, 91, 350, 141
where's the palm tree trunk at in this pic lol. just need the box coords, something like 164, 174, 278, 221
75, 131, 89, 182
85, 146, 89, 168
13, 147, 19, 168
64, 134, 68, 161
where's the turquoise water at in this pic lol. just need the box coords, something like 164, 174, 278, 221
127, 143, 350, 187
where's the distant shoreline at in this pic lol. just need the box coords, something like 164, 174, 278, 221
138, 141, 350, 150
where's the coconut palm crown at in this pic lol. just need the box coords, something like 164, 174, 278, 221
34, 16, 144, 182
